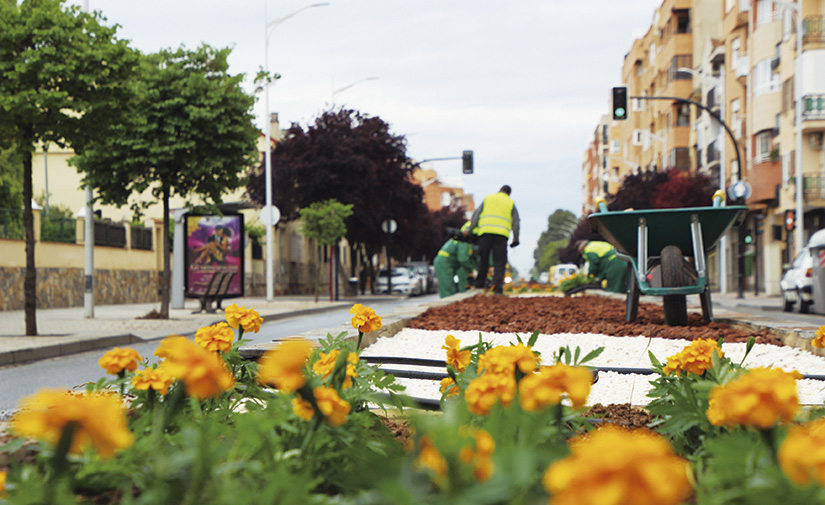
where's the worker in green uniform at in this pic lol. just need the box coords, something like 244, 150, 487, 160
434, 222, 477, 298
577, 240, 628, 294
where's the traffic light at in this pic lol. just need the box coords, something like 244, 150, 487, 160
755, 214, 765, 236
462, 150, 473, 174
612, 87, 628, 120
744, 231, 754, 244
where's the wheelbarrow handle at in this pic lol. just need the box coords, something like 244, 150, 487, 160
596, 197, 609, 213
712, 189, 725, 208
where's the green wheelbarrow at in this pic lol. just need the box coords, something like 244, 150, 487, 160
587, 192, 747, 326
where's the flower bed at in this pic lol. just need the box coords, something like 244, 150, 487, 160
2, 299, 825, 504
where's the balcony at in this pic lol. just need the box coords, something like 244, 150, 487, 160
747, 160, 782, 204
803, 16, 825, 45
802, 94, 825, 121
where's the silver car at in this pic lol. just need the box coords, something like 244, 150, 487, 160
374, 267, 423, 296
780, 247, 813, 313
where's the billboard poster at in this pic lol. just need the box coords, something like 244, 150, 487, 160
184, 214, 244, 298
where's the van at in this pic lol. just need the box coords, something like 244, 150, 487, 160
550, 263, 579, 286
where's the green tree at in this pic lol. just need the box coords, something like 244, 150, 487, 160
300, 199, 354, 301
0, 0, 139, 335
0, 147, 24, 239
73, 45, 259, 318
533, 209, 578, 272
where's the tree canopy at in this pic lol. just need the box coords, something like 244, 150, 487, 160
532, 209, 578, 272
73, 44, 259, 317
247, 109, 440, 262
0, 0, 140, 335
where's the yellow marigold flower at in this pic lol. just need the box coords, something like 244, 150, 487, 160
478, 344, 538, 377
442, 335, 471, 372
544, 425, 693, 505
465, 372, 516, 415
459, 429, 496, 481
519, 364, 592, 411
706, 367, 802, 429
98, 347, 142, 375
12, 389, 133, 459
0, 470, 6, 495
291, 394, 315, 421
195, 322, 235, 353
814, 325, 825, 348
415, 435, 448, 481
663, 338, 723, 376
312, 350, 359, 388
256, 339, 314, 392
779, 417, 825, 487
225, 303, 264, 333
131, 366, 175, 396
350, 304, 382, 333
157, 336, 235, 400
440, 377, 459, 397
313, 386, 351, 427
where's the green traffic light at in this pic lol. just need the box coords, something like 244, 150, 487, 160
615, 108, 626, 118
744, 234, 753, 244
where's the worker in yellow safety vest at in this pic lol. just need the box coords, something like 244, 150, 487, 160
433, 222, 477, 298
467, 185, 520, 295
576, 240, 628, 294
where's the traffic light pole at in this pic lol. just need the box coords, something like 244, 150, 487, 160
631, 95, 746, 299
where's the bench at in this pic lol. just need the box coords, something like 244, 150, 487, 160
193, 271, 236, 314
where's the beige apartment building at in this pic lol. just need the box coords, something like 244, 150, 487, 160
583, 0, 825, 296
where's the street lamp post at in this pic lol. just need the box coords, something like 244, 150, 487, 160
331, 76, 379, 105
263, 2, 328, 301
678, 66, 729, 293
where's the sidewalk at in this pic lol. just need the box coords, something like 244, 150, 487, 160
0, 295, 380, 367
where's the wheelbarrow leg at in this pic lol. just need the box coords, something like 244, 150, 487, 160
625, 266, 639, 322
700, 288, 713, 321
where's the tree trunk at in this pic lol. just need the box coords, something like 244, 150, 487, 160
23, 145, 37, 336
159, 186, 171, 318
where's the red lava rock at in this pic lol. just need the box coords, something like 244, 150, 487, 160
407, 294, 783, 346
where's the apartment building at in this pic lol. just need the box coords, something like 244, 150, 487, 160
583, 0, 825, 296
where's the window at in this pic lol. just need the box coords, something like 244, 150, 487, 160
731, 99, 742, 138
602, 124, 608, 145
610, 140, 620, 153
632, 130, 644, 146
676, 105, 690, 127
754, 58, 780, 95
731, 38, 741, 71
756, 0, 776, 26
726, 0, 735, 12
649, 42, 656, 66
756, 131, 773, 161
675, 9, 691, 34
670, 148, 691, 170
669, 55, 693, 82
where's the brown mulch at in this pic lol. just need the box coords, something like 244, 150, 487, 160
406, 293, 783, 346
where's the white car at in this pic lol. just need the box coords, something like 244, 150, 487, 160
780, 247, 813, 313
375, 267, 423, 296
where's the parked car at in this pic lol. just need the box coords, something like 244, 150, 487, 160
400, 262, 435, 294
550, 263, 580, 286
781, 229, 825, 313
375, 267, 423, 296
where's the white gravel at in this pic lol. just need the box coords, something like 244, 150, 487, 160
362, 328, 825, 406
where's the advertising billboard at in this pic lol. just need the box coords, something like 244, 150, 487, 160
184, 214, 244, 298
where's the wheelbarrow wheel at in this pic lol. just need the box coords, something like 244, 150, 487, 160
661, 245, 688, 326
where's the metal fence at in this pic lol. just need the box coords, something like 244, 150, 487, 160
41, 213, 76, 243
130, 226, 153, 250
94, 220, 126, 248
0, 207, 23, 239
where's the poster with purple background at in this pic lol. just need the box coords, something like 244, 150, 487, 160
184, 214, 244, 298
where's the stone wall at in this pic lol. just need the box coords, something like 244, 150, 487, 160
0, 267, 158, 311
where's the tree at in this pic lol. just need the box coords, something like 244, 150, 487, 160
73, 45, 259, 318
300, 199, 353, 301
533, 209, 578, 272
247, 109, 428, 270
0, 147, 24, 239
0, 0, 140, 335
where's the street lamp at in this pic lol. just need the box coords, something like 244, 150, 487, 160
775, 0, 804, 255
679, 66, 729, 293
331, 76, 379, 105
263, 1, 328, 301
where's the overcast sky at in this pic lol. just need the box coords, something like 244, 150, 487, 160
69, 0, 662, 277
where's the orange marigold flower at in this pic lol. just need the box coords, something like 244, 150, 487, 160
0, 470, 6, 495
195, 322, 235, 353
131, 366, 175, 396
415, 435, 448, 481
256, 339, 314, 392
519, 364, 593, 411
465, 372, 516, 415
460, 428, 496, 481
98, 347, 142, 375
12, 389, 134, 459
779, 417, 825, 487
814, 325, 825, 349
442, 335, 471, 372
156, 336, 235, 400
312, 350, 359, 388
291, 394, 315, 421
544, 425, 693, 505
225, 303, 264, 333
477, 344, 538, 377
440, 377, 459, 397
663, 338, 723, 376
350, 304, 382, 333
706, 367, 802, 429
313, 386, 351, 427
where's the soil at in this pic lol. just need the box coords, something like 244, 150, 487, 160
407, 293, 783, 346
403, 293, 785, 428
